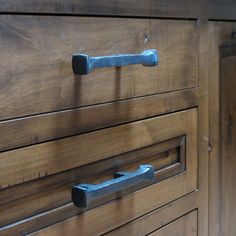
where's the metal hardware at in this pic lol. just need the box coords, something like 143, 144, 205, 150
72, 165, 154, 208
72, 49, 158, 75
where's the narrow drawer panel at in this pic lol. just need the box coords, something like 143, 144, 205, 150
148, 210, 197, 236
0, 16, 198, 121
31, 211, 198, 236
104, 194, 197, 236
0, 89, 197, 152
0, 109, 197, 235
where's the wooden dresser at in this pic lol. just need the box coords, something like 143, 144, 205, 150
0, 1, 235, 236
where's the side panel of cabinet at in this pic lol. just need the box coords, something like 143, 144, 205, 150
209, 22, 236, 236
220, 46, 236, 236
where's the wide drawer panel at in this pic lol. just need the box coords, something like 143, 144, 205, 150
0, 109, 197, 189
0, 89, 197, 152
0, 16, 197, 121
0, 109, 197, 235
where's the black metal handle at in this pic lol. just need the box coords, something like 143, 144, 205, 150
72, 165, 154, 208
72, 49, 158, 75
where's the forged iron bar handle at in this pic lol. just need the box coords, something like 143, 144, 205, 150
72, 165, 154, 208
72, 49, 158, 75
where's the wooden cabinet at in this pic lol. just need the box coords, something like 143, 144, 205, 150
6, 1, 236, 236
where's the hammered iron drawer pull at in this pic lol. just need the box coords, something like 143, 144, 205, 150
72, 165, 154, 208
72, 49, 158, 75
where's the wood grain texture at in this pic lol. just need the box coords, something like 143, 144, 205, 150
148, 211, 197, 236
208, 0, 236, 20
0, 137, 185, 227
0, 0, 200, 18
28, 176, 197, 236
1, 0, 236, 20
0, 137, 183, 205
0, 109, 197, 235
105, 194, 197, 236
208, 21, 236, 236
0, 109, 197, 189
195, 19, 209, 236
2, 191, 198, 236
17, 109, 197, 236
0, 88, 198, 152
0, 16, 198, 121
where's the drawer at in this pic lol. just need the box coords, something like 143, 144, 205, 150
0, 16, 198, 121
108, 210, 198, 236
148, 211, 197, 236
0, 109, 197, 235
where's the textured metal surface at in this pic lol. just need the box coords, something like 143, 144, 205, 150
72, 165, 154, 208
72, 49, 158, 75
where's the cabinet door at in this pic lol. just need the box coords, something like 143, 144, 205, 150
220, 44, 236, 236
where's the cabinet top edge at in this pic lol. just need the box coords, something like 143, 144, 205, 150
0, 0, 236, 21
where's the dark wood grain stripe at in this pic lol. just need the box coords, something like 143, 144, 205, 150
0, 109, 197, 189
0, 0, 199, 18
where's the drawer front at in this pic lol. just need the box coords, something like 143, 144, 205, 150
0, 16, 197, 121
0, 109, 197, 235
148, 211, 197, 236
31, 210, 198, 236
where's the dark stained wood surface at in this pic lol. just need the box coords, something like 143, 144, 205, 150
0, 0, 236, 20
148, 211, 197, 236
208, 0, 236, 20
220, 46, 236, 236
0, 0, 200, 18
0, 109, 196, 189
28, 167, 197, 236
0, 1, 217, 235
188, 18, 209, 236
0, 109, 197, 235
1, 191, 198, 236
0, 16, 198, 121
0, 136, 183, 205
0, 88, 197, 152
208, 21, 236, 236
0, 136, 185, 228
105, 196, 197, 236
